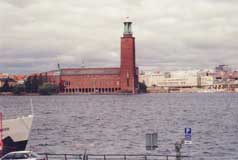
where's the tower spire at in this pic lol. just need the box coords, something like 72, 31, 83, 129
123, 17, 133, 36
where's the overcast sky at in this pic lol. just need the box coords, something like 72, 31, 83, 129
0, 0, 237, 74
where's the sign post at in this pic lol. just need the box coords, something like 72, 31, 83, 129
184, 128, 192, 144
145, 133, 158, 150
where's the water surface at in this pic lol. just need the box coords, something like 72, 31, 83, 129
1, 93, 238, 159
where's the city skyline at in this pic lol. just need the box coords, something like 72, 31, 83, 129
1, 0, 237, 74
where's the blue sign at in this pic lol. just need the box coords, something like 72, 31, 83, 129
185, 128, 192, 135
184, 128, 192, 141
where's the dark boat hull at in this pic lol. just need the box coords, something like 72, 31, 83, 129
2, 136, 28, 156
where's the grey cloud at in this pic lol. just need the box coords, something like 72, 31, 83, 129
0, 0, 238, 74
3, 0, 37, 8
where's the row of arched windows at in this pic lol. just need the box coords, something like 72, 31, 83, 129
64, 88, 121, 94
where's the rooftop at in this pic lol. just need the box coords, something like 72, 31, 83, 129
61, 68, 121, 76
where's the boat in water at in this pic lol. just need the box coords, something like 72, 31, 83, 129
1, 115, 33, 156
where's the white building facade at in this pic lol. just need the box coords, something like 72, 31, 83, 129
140, 70, 199, 88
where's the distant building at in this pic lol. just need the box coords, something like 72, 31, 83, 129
0, 78, 17, 88
140, 70, 198, 88
0, 73, 9, 79
198, 75, 214, 87
215, 64, 231, 72
36, 21, 139, 94
230, 71, 238, 80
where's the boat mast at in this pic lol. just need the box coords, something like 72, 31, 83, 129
0, 112, 3, 156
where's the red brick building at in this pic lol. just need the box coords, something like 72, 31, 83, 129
46, 21, 138, 94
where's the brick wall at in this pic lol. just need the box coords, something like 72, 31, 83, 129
120, 35, 137, 93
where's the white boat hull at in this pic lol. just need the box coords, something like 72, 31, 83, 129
1, 115, 33, 156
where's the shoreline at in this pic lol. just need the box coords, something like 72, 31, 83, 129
0, 91, 238, 96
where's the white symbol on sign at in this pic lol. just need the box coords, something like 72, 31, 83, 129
185, 128, 192, 135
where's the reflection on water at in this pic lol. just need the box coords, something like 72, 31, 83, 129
1, 93, 238, 159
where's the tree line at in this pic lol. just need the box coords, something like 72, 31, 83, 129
0, 74, 59, 95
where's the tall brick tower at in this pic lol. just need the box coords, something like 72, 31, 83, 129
120, 20, 138, 93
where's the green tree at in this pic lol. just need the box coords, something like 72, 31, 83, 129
1, 79, 10, 92
138, 81, 147, 93
38, 73, 44, 86
31, 74, 39, 93
43, 72, 48, 83
38, 83, 59, 95
13, 84, 25, 95
25, 77, 32, 93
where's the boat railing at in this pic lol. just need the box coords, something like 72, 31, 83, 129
39, 153, 191, 160
40, 153, 83, 160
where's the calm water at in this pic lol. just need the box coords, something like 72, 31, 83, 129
1, 93, 238, 159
